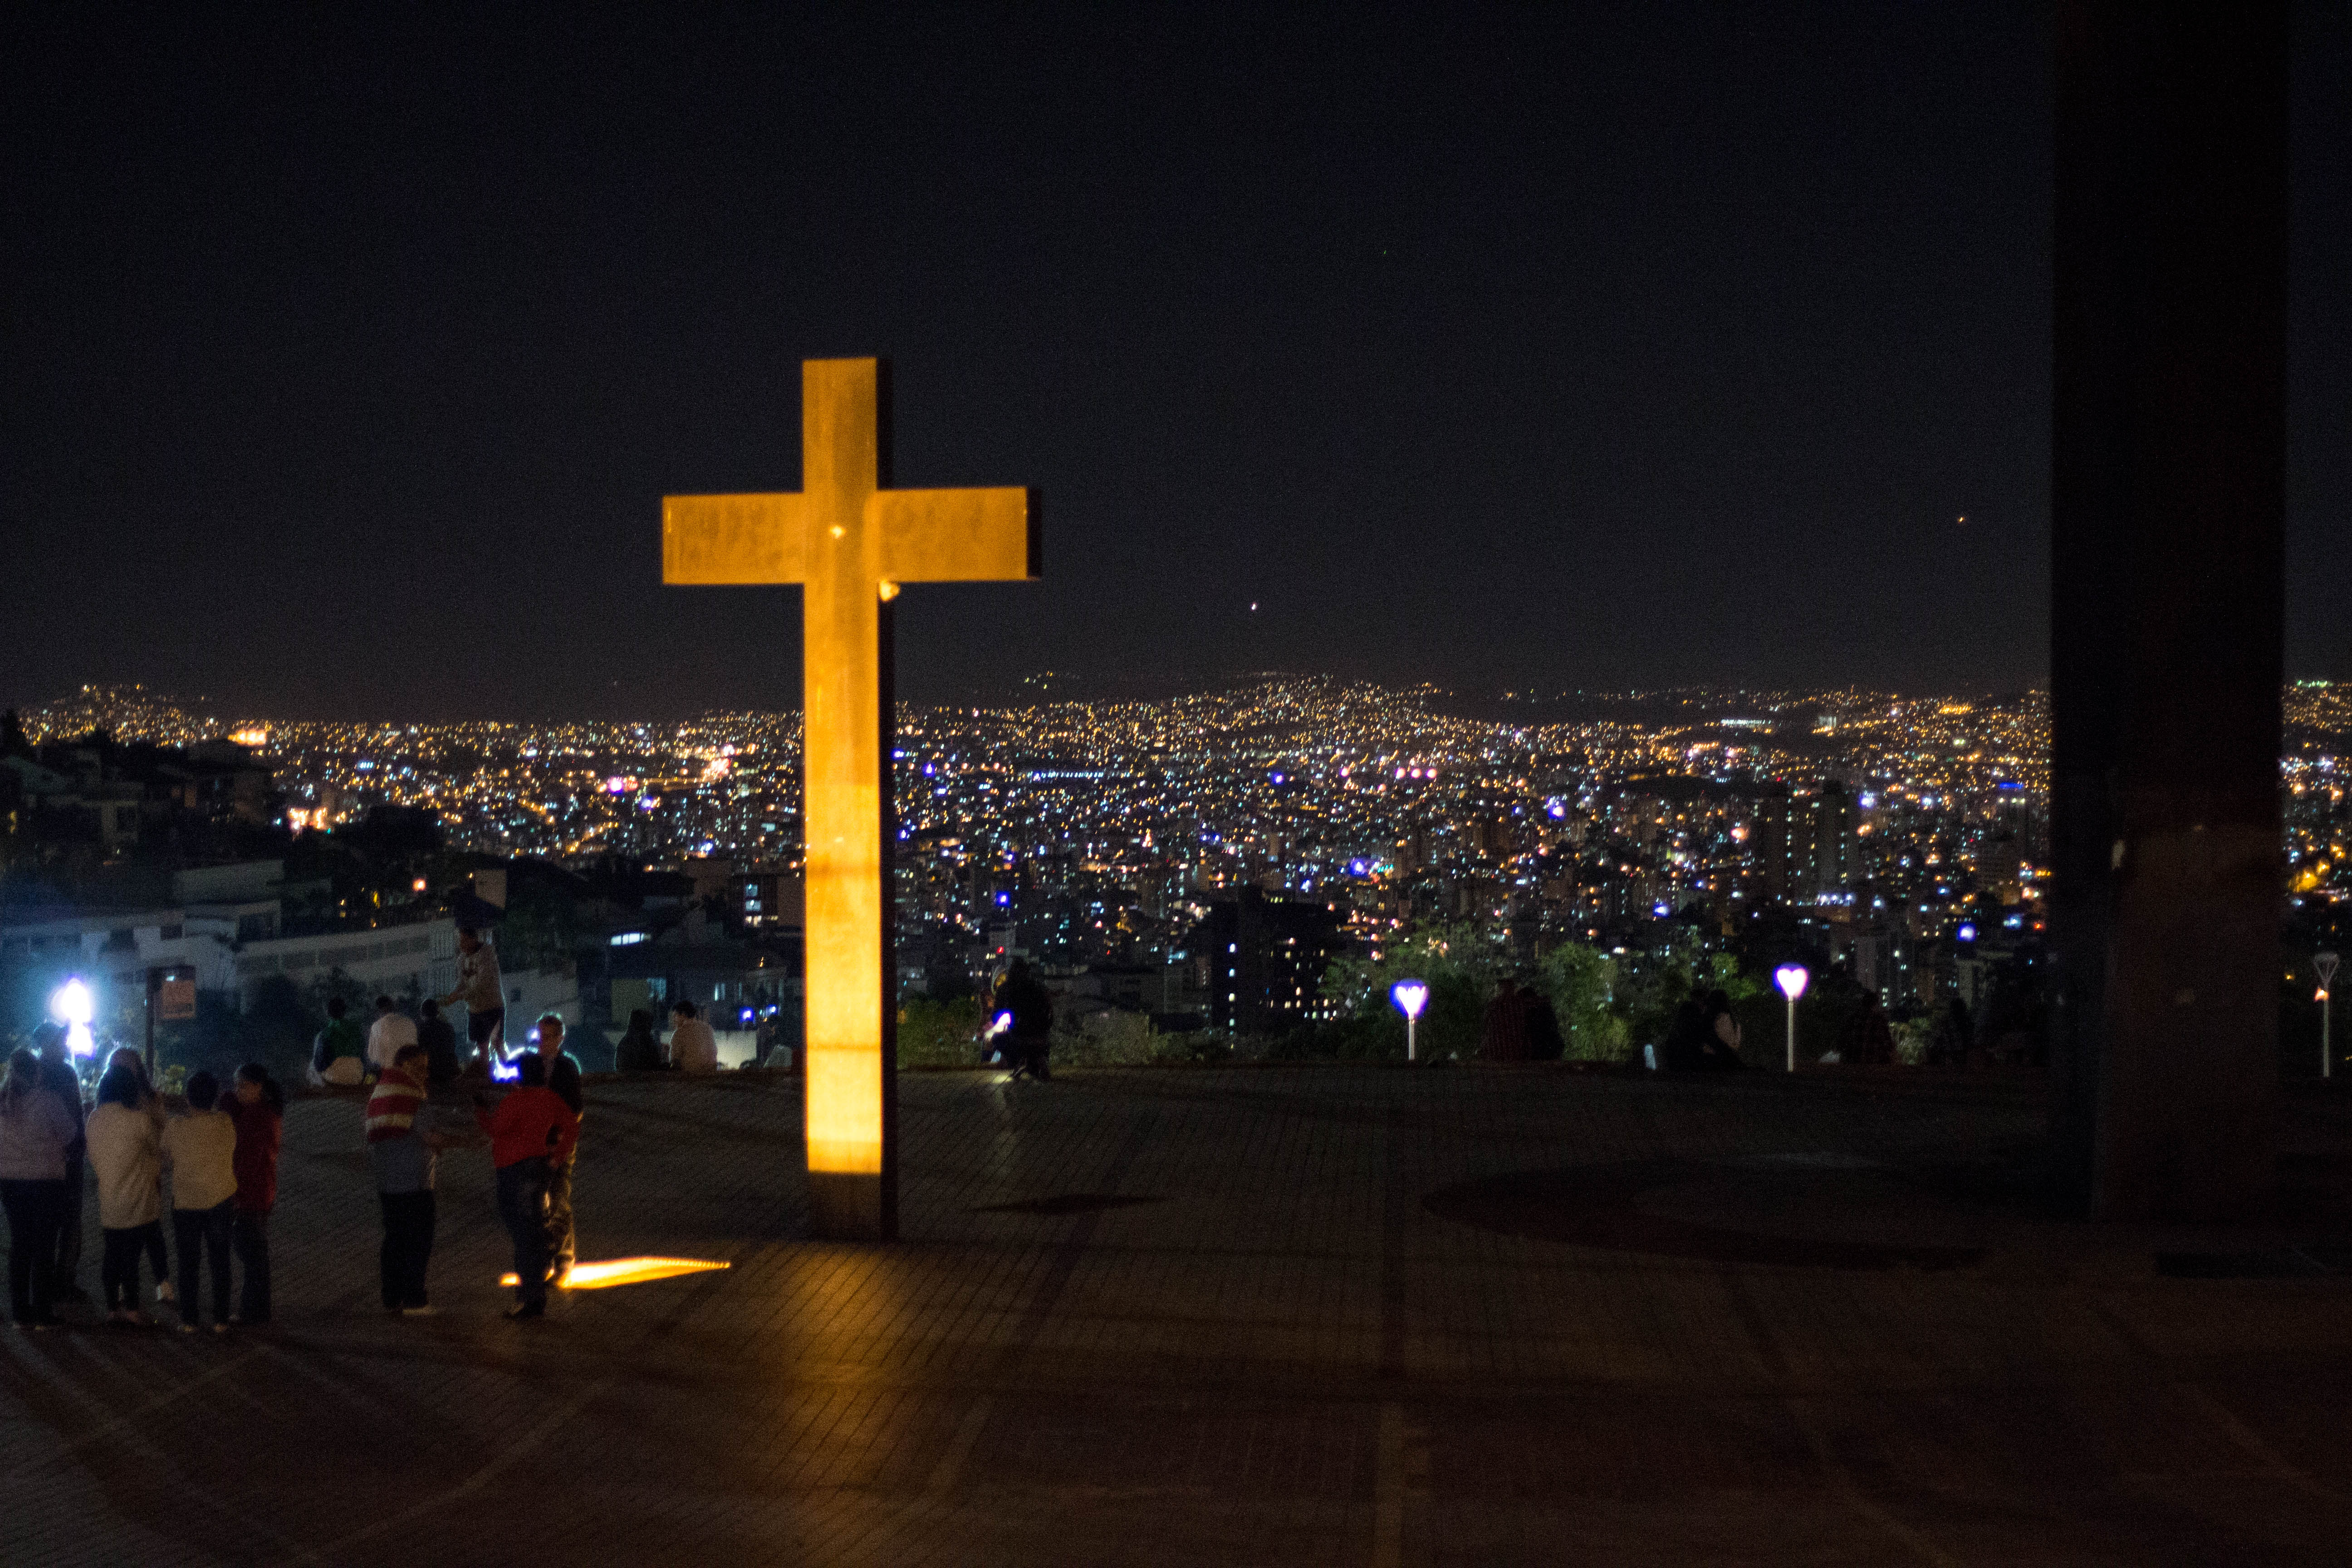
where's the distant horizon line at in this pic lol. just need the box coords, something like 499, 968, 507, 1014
1, 674, 2112, 732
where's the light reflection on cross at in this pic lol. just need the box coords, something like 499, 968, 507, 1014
664, 359, 1037, 1239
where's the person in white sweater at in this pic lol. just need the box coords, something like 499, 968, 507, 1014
667, 1000, 719, 1074
366, 996, 420, 1074
162, 1070, 240, 1333
86, 1066, 165, 1325
436, 927, 506, 1071
103, 1047, 172, 1303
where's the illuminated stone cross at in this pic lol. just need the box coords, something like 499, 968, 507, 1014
664, 358, 1036, 1239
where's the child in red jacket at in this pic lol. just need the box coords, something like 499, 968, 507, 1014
474, 1054, 579, 1319
220, 1064, 284, 1325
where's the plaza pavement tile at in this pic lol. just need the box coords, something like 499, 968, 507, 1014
3, 1065, 2350, 1565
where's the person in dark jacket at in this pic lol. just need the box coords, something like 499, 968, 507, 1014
612, 1009, 664, 1072
1659, 998, 1710, 1072
33, 1023, 88, 1303
220, 1063, 284, 1323
1525, 991, 1567, 1062
475, 1053, 579, 1320
1929, 997, 1972, 1069
534, 1015, 585, 1284
1693, 990, 1746, 1071
417, 1000, 462, 1086
1480, 979, 1532, 1062
1845, 993, 1896, 1067
995, 960, 1054, 1081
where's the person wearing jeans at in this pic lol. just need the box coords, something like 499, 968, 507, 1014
0, 1178, 67, 1327
366, 1045, 446, 1314
162, 1070, 240, 1333
496, 1157, 554, 1316
534, 1015, 585, 1285
230, 1211, 270, 1323
0, 1046, 77, 1328
33, 1026, 87, 1303
173, 1200, 235, 1329
87, 1066, 166, 1325
221, 1064, 283, 1324
475, 1053, 578, 1321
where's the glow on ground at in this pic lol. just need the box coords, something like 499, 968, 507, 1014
499, 1257, 731, 1290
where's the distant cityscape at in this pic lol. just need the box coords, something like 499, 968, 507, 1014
4, 678, 2346, 1069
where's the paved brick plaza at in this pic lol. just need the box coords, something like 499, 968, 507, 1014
3, 1065, 2350, 1566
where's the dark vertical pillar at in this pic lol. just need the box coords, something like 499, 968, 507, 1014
2049, 3, 2288, 1220
877, 591, 900, 1242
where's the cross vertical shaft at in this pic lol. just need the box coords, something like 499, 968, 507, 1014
801, 359, 893, 1234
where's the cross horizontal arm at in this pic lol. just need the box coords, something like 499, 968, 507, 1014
663, 493, 808, 585
873, 487, 1039, 583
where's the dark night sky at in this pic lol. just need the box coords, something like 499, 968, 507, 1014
2, 5, 2345, 719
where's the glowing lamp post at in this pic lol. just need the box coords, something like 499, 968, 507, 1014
1773, 964, 1809, 1073
49, 977, 96, 1059
2319, 951, 2340, 1079
1392, 979, 1430, 1063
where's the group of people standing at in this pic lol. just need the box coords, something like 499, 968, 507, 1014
0, 980, 591, 1330
0, 1028, 282, 1331
361, 1007, 584, 1320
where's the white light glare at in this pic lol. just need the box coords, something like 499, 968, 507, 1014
1773, 965, 1810, 1002
49, 978, 97, 1056
1391, 979, 1431, 1020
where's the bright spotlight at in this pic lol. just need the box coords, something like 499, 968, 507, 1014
49, 978, 97, 1057
51, 978, 93, 1025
